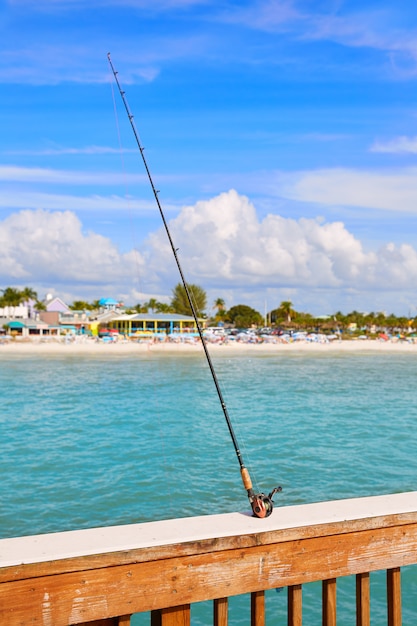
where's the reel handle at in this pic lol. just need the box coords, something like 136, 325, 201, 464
242, 466, 282, 518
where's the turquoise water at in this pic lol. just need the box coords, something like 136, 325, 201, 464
1, 349, 417, 623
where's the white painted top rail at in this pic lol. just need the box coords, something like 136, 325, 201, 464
1, 491, 417, 568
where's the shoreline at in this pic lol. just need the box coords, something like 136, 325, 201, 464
1, 338, 417, 355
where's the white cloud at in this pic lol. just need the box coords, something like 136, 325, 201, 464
0, 48, 154, 87
145, 189, 417, 292
220, 0, 300, 31
371, 136, 417, 154
0, 209, 146, 286
221, 2, 417, 76
3, 0, 417, 88
279, 166, 417, 213
0, 190, 155, 213
0, 36, 203, 85
0, 165, 145, 185
0, 165, 182, 213
3, 192, 417, 313
5, 146, 136, 156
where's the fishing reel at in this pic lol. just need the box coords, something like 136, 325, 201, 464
249, 486, 282, 519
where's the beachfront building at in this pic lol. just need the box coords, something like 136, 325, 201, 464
44, 295, 70, 314
0, 305, 29, 319
99, 297, 122, 311
108, 313, 204, 337
3, 319, 62, 338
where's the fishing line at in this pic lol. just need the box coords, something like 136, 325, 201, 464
213, 358, 262, 494
107, 53, 281, 518
108, 69, 143, 299
109, 69, 176, 518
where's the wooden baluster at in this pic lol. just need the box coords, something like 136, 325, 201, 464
214, 597, 228, 626
151, 605, 190, 626
251, 590, 265, 626
322, 579, 336, 626
288, 584, 302, 626
356, 573, 370, 626
387, 567, 402, 626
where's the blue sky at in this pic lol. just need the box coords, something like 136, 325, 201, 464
2, 0, 417, 316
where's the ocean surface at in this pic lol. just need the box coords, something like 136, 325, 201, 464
1, 349, 417, 623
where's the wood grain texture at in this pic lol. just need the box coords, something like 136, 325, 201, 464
251, 590, 265, 626
322, 579, 336, 626
387, 568, 402, 626
214, 597, 228, 626
356, 572, 370, 626
1, 507, 417, 624
151, 606, 190, 626
3, 508, 417, 584
288, 584, 302, 626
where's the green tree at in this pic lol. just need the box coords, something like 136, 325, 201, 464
35, 300, 46, 311
0, 287, 24, 306
133, 302, 148, 313
21, 286, 38, 303
270, 300, 296, 325
90, 299, 102, 311
293, 311, 314, 330
171, 283, 207, 316
226, 304, 263, 328
214, 297, 225, 313
144, 298, 158, 313
69, 300, 91, 311
155, 302, 175, 313
136, 299, 174, 314
213, 297, 226, 322
279, 300, 294, 323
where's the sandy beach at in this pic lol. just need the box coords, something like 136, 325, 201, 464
1, 337, 417, 355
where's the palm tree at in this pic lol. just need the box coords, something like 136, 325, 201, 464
144, 298, 158, 314
279, 300, 294, 323
35, 300, 46, 312
213, 297, 226, 322
21, 286, 37, 302
90, 299, 102, 311
155, 302, 175, 313
69, 300, 91, 311
214, 297, 225, 313
0, 287, 24, 307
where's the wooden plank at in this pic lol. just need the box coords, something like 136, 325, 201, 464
77, 618, 129, 625
2, 523, 417, 625
322, 579, 336, 626
387, 568, 402, 626
151, 606, 190, 626
251, 590, 265, 626
356, 572, 370, 626
288, 584, 302, 626
3, 493, 417, 583
47, 603, 130, 625
214, 597, 228, 626
79, 617, 120, 626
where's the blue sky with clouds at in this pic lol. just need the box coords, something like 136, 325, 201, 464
2, 0, 417, 316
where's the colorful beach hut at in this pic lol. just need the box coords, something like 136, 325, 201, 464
108, 313, 204, 337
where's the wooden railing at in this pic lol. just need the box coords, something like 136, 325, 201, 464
1, 492, 417, 625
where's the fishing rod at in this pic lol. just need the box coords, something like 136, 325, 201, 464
107, 53, 281, 518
